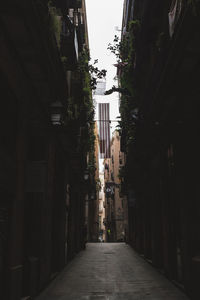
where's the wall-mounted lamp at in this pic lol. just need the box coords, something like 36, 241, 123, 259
91, 194, 95, 200
84, 170, 89, 181
50, 101, 63, 126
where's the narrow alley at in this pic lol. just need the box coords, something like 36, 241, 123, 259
36, 243, 188, 300
1, 1, 200, 299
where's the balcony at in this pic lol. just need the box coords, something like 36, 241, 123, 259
60, 17, 79, 69
72, 0, 82, 9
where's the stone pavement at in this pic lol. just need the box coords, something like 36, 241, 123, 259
36, 243, 189, 300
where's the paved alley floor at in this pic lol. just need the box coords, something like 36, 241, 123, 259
36, 243, 189, 300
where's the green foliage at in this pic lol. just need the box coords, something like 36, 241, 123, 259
107, 20, 141, 153
79, 52, 94, 124
107, 35, 121, 59
68, 50, 98, 174
107, 20, 140, 98
87, 122, 96, 176
107, 20, 140, 63
64, 50, 95, 124
47, 2, 98, 182
74, 50, 106, 170
78, 49, 107, 90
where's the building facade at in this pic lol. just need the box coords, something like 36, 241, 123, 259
94, 80, 106, 96
0, 1, 94, 299
119, 1, 200, 299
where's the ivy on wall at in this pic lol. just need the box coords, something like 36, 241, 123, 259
107, 20, 140, 153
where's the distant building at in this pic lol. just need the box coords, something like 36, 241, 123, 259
94, 80, 106, 95
104, 130, 127, 242
98, 103, 111, 158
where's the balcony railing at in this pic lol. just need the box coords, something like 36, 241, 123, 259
55, 0, 82, 10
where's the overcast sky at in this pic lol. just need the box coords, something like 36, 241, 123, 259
85, 0, 124, 127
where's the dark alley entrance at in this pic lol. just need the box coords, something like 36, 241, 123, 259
36, 243, 188, 300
